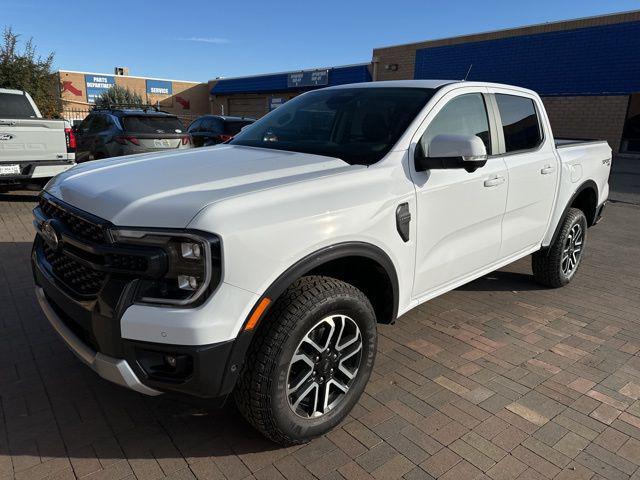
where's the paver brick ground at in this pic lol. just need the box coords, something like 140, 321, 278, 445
1, 168, 639, 479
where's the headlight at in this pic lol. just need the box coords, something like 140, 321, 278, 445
109, 228, 222, 307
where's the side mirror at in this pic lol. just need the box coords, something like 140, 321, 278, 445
415, 134, 488, 173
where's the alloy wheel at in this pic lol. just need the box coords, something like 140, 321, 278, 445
561, 223, 583, 276
286, 315, 363, 418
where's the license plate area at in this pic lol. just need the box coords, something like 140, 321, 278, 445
0, 164, 21, 175
153, 139, 172, 148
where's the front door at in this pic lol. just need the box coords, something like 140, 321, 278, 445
410, 89, 508, 299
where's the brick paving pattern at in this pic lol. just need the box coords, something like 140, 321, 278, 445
1, 189, 640, 479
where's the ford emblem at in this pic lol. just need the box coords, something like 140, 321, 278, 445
41, 220, 61, 251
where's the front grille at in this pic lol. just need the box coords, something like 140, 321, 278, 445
39, 197, 106, 244
43, 244, 106, 295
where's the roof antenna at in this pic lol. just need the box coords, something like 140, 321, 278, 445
463, 64, 473, 81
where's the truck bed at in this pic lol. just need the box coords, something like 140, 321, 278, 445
554, 138, 608, 148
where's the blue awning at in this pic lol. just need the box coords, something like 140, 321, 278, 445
211, 64, 371, 95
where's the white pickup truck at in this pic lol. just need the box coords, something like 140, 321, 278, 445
0, 88, 75, 190
32, 80, 610, 445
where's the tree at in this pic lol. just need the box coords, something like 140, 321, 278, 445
95, 84, 144, 108
0, 27, 57, 117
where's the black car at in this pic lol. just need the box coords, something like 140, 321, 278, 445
74, 107, 191, 163
187, 115, 255, 147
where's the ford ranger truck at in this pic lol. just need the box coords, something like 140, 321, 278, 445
32, 81, 611, 445
1, 88, 75, 191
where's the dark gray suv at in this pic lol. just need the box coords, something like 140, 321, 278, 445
75, 108, 192, 163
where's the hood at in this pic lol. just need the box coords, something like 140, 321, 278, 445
46, 145, 351, 227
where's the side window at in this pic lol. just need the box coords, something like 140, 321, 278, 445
495, 94, 542, 152
421, 93, 491, 155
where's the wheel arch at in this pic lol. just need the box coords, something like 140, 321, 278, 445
217, 242, 399, 398
258, 242, 399, 326
549, 180, 599, 247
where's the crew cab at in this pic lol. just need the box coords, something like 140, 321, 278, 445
0, 88, 75, 190
31, 80, 611, 445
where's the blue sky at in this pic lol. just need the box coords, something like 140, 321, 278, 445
1, 0, 638, 81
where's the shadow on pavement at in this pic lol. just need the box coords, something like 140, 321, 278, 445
458, 269, 547, 292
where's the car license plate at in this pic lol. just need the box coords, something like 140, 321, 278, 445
154, 139, 171, 148
0, 164, 21, 176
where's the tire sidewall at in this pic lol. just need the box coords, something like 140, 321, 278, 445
269, 294, 376, 440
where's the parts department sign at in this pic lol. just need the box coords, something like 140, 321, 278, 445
146, 80, 172, 96
85, 75, 115, 103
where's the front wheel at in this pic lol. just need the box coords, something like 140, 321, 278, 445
532, 207, 588, 288
234, 276, 377, 445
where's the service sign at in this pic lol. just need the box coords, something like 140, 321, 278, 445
146, 79, 173, 96
85, 75, 115, 103
287, 69, 329, 88
269, 97, 286, 110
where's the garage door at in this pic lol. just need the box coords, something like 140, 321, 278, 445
228, 97, 267, 119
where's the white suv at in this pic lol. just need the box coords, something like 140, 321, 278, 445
32, 80, 611, 445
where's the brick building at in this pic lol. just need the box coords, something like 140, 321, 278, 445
56, 69, 210, 125
208, 63, 372, 119
372, 10, 640, 153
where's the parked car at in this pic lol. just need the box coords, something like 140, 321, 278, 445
74, 107, 191, 162
0, 88, 75, 191
32, 80, 611, 445
187, 115, 255, 147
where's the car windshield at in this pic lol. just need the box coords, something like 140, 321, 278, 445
123, 116, 184, 134
229, 87, 436, 165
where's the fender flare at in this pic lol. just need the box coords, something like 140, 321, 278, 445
547, 180, 598, 248
216, 242, 400, 398
258, 241, 400, 323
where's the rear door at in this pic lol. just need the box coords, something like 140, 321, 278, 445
487, 88, 559, 258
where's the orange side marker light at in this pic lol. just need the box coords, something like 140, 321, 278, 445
244, 297, 271, 331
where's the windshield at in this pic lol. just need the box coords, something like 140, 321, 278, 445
229, 87, 436, 165
123, 116, 184, 134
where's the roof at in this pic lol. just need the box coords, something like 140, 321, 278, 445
211, 63, 372, 95
198, 114, 256, 121
326, 79, 457, 90
92, 108, 178, 117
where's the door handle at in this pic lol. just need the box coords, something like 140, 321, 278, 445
484, 176, 506, 187
0, 121, 16, 126
541, 165, 555, 175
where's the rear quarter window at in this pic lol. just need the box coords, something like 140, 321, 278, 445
124, 116, 184, 134
0, 92, 37, 118
495, 94, 543, 152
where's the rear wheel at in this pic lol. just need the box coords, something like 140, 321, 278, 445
532, 208, 587, 288
234, 275, 377, 445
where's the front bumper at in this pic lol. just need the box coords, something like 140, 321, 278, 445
35, 286, 161, 396
30, 194, 255, 399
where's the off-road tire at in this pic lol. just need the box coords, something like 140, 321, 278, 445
234, 275, 377, 445
532, 208, 588, 288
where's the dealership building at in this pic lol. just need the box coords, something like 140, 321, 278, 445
56, 69, 210, 124
208, 63, 372, 119
208, 10, 640, 154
